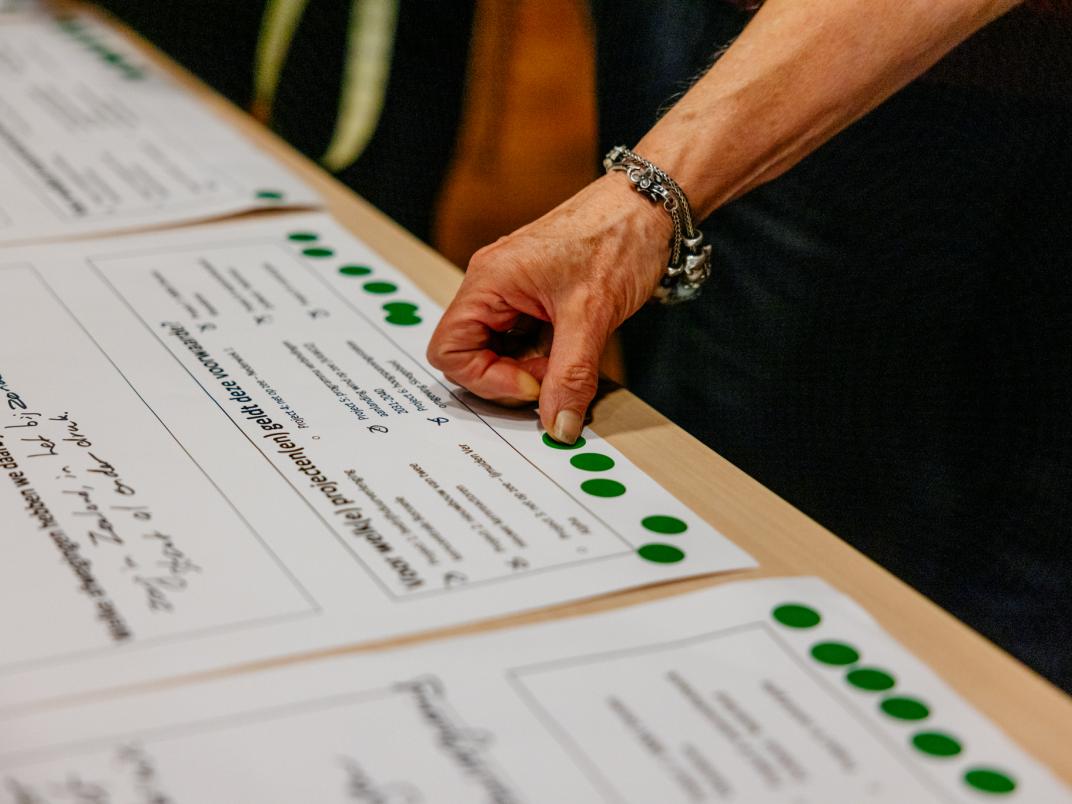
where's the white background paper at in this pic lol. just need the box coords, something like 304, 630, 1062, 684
0, 12, 318, 245
0, 578, 1064, 803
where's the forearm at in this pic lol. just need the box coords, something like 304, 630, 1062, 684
428, 0, 1026, 440
636, 0, 1021, 219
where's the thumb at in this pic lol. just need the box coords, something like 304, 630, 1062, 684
539, 303, 608, 444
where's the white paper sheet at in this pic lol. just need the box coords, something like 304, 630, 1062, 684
0, 12, 318, 244
0, 0, 39, 17
0, 577, 1064, 803
0, 211, 755, 712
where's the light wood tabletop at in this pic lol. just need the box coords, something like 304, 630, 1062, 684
60, 1, 1072, 783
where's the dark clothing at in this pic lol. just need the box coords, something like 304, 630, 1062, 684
95, 2, 263, 112
98, 1, 473, 243
270, 1, 473, 241
592, 1, 1072, 690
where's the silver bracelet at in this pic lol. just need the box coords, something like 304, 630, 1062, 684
603, 145, 713, 304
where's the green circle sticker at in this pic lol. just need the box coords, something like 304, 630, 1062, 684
846, 668, 896, 692
810, 641, 860, 666
638, 543, 685, 564
383, 301, 419, 314
339, 265, 373, 277
288, 231, 318, 242
256, 190, 284, 200
880, 697, 929, 721
542, 432, 586, 450
912, 732, 962, 758
772, 604, 821, 629
580, 478, 626, 498
964, 768, 1016, 794
363, 281, 398, 294
302, 246, 334, 258
641, 515, 687, 535
570, 453, 615, 472
385, 313, 422, 326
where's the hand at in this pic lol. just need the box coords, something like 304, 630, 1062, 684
426, 174, 671, 444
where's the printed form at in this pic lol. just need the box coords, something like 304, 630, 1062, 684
0, 1, 37, 18
0, 578, 1063, 803
0, 212, 754, 711
0, 12, 317, 245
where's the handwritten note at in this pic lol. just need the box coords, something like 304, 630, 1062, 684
0, 264, 315, 676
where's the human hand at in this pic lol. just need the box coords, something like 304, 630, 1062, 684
426, 174, 671, 444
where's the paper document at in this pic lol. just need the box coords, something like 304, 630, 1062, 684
0, 0, 38, 17
0, 12, 317, 244
0, 212, 754, 711
0, 577, 1063, 803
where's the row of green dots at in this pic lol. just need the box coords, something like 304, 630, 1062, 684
287, 231, 421, 326
56, 17, 144, 79
771, 603, 1017, 794
540, 433, 625, 496
539, 432, 690, 565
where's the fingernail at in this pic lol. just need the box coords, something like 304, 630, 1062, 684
517, 371, 541, 401
552, 410, 583, 445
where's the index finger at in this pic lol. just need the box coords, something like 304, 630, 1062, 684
427, 290, 542, 404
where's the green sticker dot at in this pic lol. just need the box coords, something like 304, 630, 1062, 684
638, 543, 685, 564
383, 301, 419, 314
846, 668, 896, 692
810, 641, 860, 666
580, 478, 626, 497
641, 515, 687, 535
772, 604, 821, 629
338, 265, 373, 277
570, 453, 615, 472
302, 246, 334, 258
964, 769, 1016, 794
256, 190, 285, 201
385, 313, 422, 326
288, 231, 319, 242
542, 432, 586, 450
363, 281, 398, 294
912, 732, 962, 758
880, 696, 929, 721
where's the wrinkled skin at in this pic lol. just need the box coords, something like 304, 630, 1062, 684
426, 0, 1018, 445
426, 175, 671, 444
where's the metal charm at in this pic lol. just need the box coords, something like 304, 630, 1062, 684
604, 145, 714, 305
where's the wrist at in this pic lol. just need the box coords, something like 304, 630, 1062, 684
602, 146, 714, 304
596, 172, 676, 245
632, 142, 716, 219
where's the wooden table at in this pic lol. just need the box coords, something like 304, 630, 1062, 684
71, 2, 1072, 782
